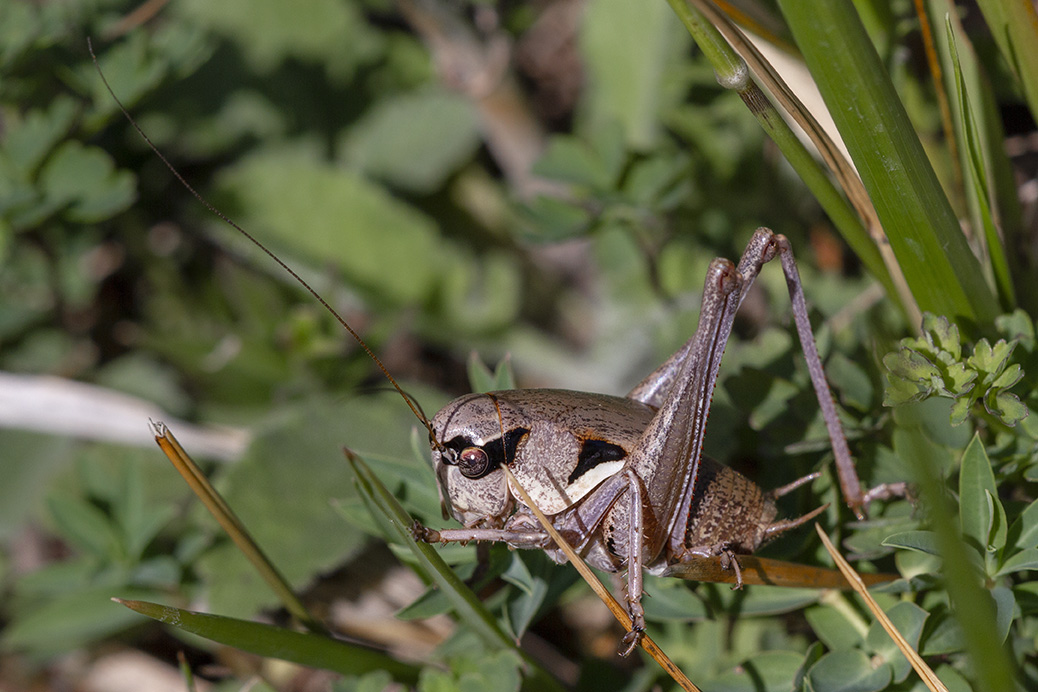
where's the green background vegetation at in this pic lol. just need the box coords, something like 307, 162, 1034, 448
1, 0, 1036, 690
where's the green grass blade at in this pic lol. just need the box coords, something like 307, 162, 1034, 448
114, 598, 420, 683
931, 1, 1032, 315
890, 421, 1019, 692
345, 452, 566, 692
973, 0, 1038, 125
777, 0, 1000, 328
943, 17, 1015, 311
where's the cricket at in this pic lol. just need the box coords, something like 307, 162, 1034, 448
89, 28, 891, 663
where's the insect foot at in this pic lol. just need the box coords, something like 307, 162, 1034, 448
617, 623, 645, 658
411, 520, 441, 543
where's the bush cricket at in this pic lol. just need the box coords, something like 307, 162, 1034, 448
91, 40, 896, 659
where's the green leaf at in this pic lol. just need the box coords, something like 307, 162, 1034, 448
2, 587, 156, 654
991, 586, 1016, 643
216, 145, 445, 305
501, 553, 550, 639
641, 578, 708, 621
1008, 499, 1038, 551
38, 141, 137, 223
340, 89, 481, 193
805, 605, 865, 652
959, 433, 1004, 558
346, 456, 564, 692
777, 0, 999, 326
996, 547, 1038, 576
197, 395, 414, 616
706, 650, 804, 692
922, 314, 962, 360
0, 96, 78, 178
532, 135, 616, 189
466, 353, 516, 394
882, 530, 941, 556
115, 599, 419, 681
175, 0, 382, 77
45, 494, 120, 561
580, 0, 678, 148
806, 649, 892, 692
865, 602, 928, 684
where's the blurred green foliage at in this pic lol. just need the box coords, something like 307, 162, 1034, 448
0, 0, 1036, 691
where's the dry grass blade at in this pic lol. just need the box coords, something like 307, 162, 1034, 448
152, 421, 326, 634
814, 523, 948, 692
663, 554, 897, 588
501, 467, 701, 692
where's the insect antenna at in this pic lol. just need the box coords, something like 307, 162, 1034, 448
87, 38, 442, 449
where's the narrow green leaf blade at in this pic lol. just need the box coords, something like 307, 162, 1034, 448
114, 599, 419, 682
777, 0, 999, 326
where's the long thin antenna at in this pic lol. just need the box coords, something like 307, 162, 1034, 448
88, 38, 441, 447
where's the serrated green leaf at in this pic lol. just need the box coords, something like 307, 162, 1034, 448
944, 361, 977, 394
990, 362, 1023, 390
885, 348, 940, 383
969, 338, 1009, 374
924, 313, 961, 360
883, 374, 926, 407
949, 397, 971, 426
1, 97, 78, 178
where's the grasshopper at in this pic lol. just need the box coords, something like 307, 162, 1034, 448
93, 43, 879, 659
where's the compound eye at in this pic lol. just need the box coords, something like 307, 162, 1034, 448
458, 447, 490, 479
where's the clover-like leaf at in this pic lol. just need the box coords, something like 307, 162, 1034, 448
922, 313, 962, 360
885, 348, 940, 384
984, 391, 1028, 426
944, 361, 977, 394
990, 363, 1023, 390
969, 338, 1012, 375
949, 397, 972, 426
996, 309, 1035, 345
